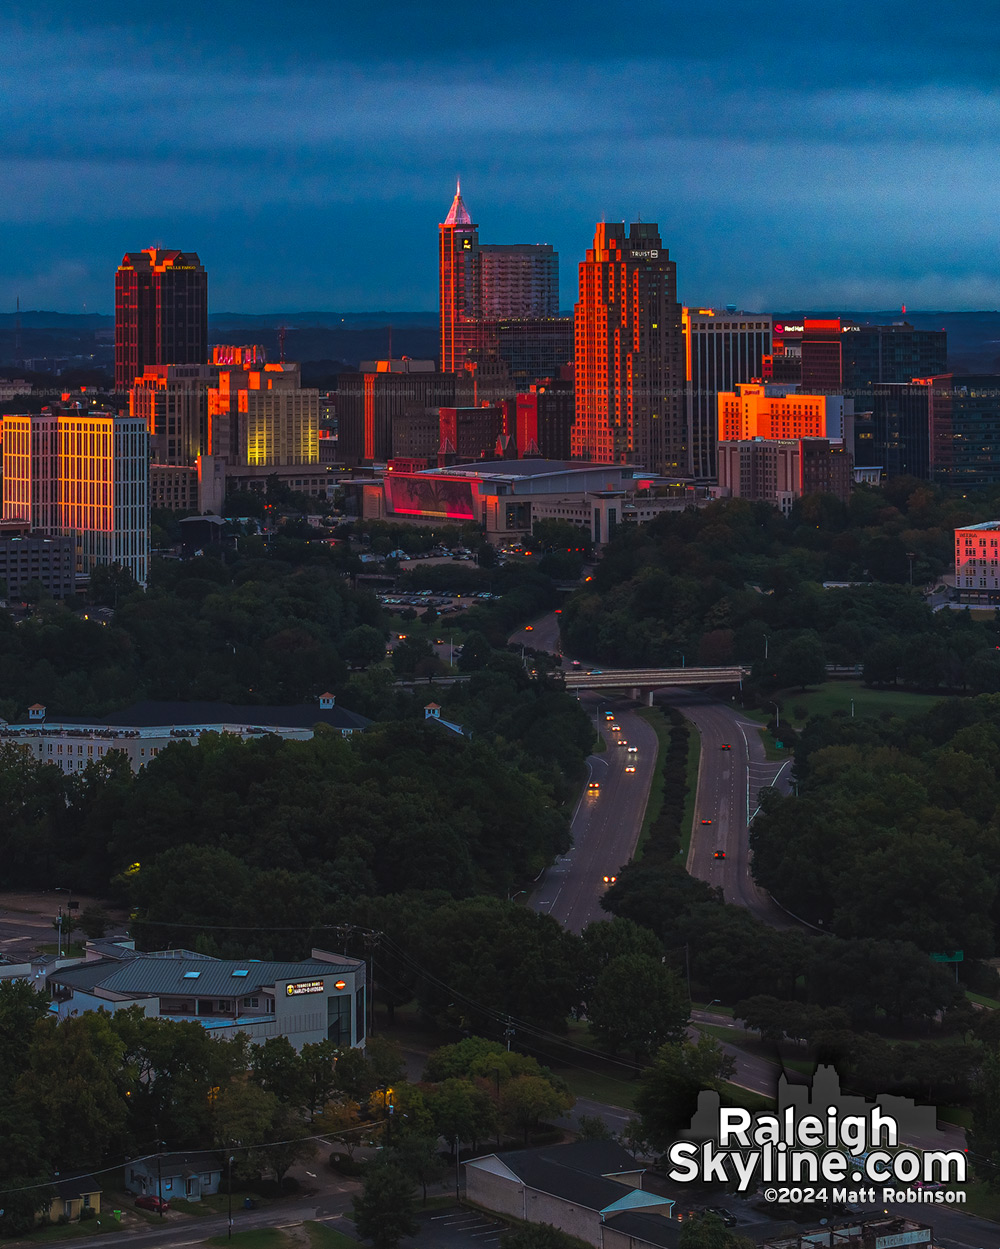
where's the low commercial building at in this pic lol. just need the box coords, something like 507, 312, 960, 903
0, 524, 76, 598
47, 940, 366, 1051
955, 520, 1000, 604
0, 694, 370, 774
465, 1141, 674, 1249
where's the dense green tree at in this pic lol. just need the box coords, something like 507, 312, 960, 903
587, 954, 688, 1059
388, 1134, 446, 1204
352, 1161, 419, 1249
500, 1074, 573, 1145
636, 1036, 735, 1151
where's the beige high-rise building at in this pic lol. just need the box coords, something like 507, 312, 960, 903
209, 362, 319, 468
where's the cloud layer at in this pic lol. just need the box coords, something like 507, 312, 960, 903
1, 1, 997, 311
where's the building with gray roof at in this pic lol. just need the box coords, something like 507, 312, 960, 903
47, 939, 365, 1052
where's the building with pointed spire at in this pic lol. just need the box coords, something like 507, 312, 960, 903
438, 184, 567, 381
439, 182, 482, 374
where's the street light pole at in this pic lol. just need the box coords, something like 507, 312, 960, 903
228, 1154, 234, 1239
157, 1150, 163, 1220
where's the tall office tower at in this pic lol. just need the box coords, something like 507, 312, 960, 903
480, 317, 573, 389
683, 308, 772, 479
478, 244, 559, 318
928, 374, 1000, 486
2, 405, 149, 585
439, 184, 482, 373
571, 221, 684, 472
850, 383, 932, 479
115, 248, 208, 390
438, 185, 564, 380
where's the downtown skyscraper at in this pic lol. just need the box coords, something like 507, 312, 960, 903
438, 184, 567, 383
115, 247, 208, 390
572, 222, 684, 473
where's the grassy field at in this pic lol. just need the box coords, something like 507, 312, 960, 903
744, 680, 942, 730
678, 719, 699, 862
304, 1223, 361, 1249
633, 708, 668, 858
8, 1220, 127, 1243
557, 1064, 639, 1110
955, 1181, 1000, 1221
206, 1230, 292, 1249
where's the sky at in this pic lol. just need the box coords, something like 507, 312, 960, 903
1, 0, 998, 313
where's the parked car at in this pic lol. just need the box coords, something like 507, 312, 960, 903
135, 1195, 170, 1213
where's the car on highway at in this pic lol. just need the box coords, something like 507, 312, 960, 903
587, 780, 600, 792
625, 764, 635, 773
721, 743, 732, 750
609, 724, 620, 732
524, 625, 534, 631
135, 1196, 170, 1213
602, 874, 617, 884
616, 738, 627, 746
701, 818, 713, 825
627, 745, 638, 753
604, 712, 615, 721
435, 638, 445, 645
714, 850, 726, 859
706, 1208, 737, 1227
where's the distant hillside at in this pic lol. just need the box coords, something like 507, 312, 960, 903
2, 309, 999, 372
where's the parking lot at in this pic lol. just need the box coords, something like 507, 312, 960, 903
403, 1206, 506, 1247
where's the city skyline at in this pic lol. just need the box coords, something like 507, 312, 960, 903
1, 0, 998, 313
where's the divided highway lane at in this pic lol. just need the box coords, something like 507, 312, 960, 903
662, 689, 796, 929
530, 699, 658, 934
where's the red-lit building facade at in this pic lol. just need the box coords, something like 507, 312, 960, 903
439, 186, 483, 374
115, 248, 208, 391
438, 185, 568, 383
516, 380, 574, 460
572, 222, 684, 474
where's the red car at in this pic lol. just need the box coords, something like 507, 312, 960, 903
135, 1195, 169, 1213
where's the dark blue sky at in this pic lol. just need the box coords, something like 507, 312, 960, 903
1, 0, 997, 313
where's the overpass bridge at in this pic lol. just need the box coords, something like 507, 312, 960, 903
563, 666, 748, 699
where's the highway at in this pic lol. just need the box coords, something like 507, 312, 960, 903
666, 689, 798, 928
530, 699, 659, 933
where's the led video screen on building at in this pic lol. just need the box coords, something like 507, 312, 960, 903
385, 473, 477, 520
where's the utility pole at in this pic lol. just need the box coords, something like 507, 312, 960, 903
504, 1017, 514, 1051
157, 1150, 163, 1219
227, 1154, 236, 1238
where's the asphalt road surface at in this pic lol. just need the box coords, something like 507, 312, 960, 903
657, 689, 799, 929
530, 699, 658, 933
